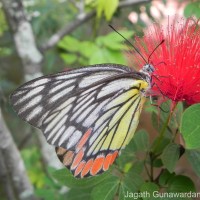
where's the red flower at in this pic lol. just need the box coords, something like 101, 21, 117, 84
133, 17, 200, 105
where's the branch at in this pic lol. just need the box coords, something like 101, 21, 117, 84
1, 0, 43, 79
2, 0, 63, 169
42, 0, 151, 51
0, 152, 16, 200
41, 11, 95, 51
0, 109, 36, 200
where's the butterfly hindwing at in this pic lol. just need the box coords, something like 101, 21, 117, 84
10, 64, 149, 178
55, 84, 146, 178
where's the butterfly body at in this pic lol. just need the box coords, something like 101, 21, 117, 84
10, 64, 153, 178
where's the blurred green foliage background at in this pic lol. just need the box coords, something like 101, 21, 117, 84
0, 0, 200, 200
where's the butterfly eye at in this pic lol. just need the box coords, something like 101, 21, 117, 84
140, 88, 145, 93
148, 64, 155, 73
142, 64, 154, 73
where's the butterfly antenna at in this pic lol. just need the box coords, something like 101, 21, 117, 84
109, 24, 148, 64
148, 39, 165, 63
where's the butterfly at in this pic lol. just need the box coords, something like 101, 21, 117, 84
10, 63, 155, 178
10, 25, 164, 178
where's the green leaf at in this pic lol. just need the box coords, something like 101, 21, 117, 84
153, 158, 163, 168
104, 42, 124, 50
89, 48, 126, 65
35, 188, 56, 200
145, 100, 158, 113
161, 143, 180, 173
151, 110, 171, 138
21, 148, 45, 188
129, 161, 144, 175
89, 48, 108, 64
132, 130, 150, 152
140, 182, 159, 200
104, 0, 119, 21
51, 168, 112, 188
78, 57, 88, 66
117, 131, 144, 173
108, 30, 134, 42
180, 103, 200, 149
128, 172, 144, 189
116, 145, 136, 172
186, 149, 200, 177
96, 30, 134, 50
91, 176, 119, 200
60, 53, 77, 64
58, 36, 80, 52
0, 47, 12, 56
151, 102, 182, 137
151, 137, 170, 155
119, 176, 139, 200
118, 173, 144, 199
117, 130, 149, 172
79, 41, 99, 58
104, 49, 126, 64
158, 169, 175, 187
0, 10, 8, 36
96, 0, 119, 21
66, 188, 92, 200
96, 0, 106, 19
175, 102, 183, 125
167, 175, 196, 193
184, 2, 200, 18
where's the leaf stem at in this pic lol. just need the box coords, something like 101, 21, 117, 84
149, 152, 154, 181
152, 101, 177, 153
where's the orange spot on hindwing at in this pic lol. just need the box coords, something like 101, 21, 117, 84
71, 149, 84, 170
56, 147, 67, 155
56, 144, 119, 178
76, 128, 92, 152
102, 151, 119, 172
103, 153, 113, 171
110, 151, 118, 165
91, 156, 105, 176
55, 147, 74, 167
74, 161, 86, 177
81, 159, 94, 178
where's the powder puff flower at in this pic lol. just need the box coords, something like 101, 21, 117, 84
133, 17, 200, 105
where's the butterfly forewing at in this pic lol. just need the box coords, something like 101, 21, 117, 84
10, 64, 149, 178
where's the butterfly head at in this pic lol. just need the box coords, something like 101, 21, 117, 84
141, 64, 155, 74
139, 63, 155, 84
137, 64, 155, 99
